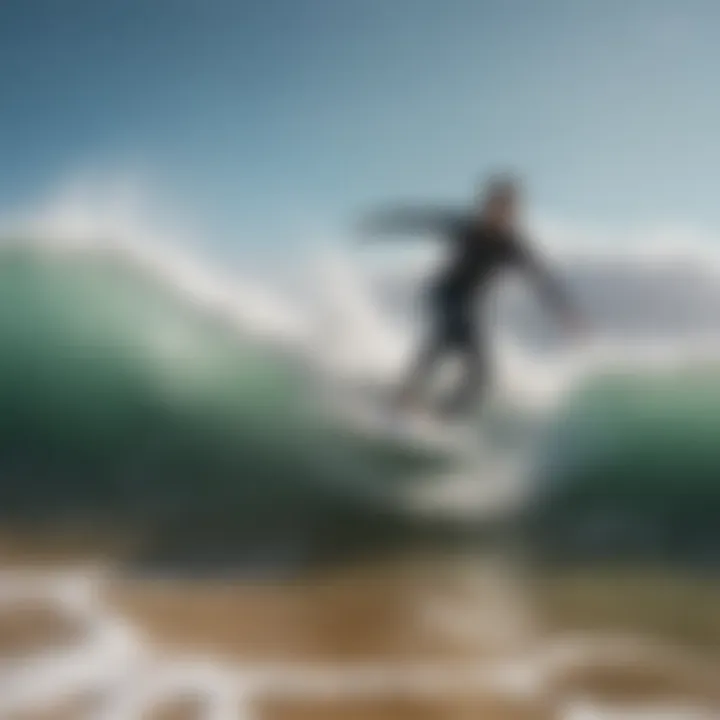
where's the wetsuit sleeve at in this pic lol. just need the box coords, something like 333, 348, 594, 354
512, 236, 575, 322
358, 206, 462, 238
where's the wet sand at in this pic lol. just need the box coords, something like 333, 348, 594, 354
0, 548, 718, 719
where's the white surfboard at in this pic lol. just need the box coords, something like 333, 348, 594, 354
335, 392, 476, 456
403, 457, 530, 520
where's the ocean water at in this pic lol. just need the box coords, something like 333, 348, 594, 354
0, 223, 718, 718
0, 229, 718, 570
532, 367, 720, 563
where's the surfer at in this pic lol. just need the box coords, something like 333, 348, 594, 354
359, 174, 583, 418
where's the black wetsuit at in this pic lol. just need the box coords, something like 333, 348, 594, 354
364, 207, 571, 413
430, 214, 568, 351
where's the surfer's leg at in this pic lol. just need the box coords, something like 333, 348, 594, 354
439, 316, 487, 418
393, 286, 450, 412
461, 346, 488, 410
440, 350, 487, 417
393, 337, 443, 412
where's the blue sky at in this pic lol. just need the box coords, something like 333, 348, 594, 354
1, 0, 719, 249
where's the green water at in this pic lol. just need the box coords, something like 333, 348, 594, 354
0, 243, 719, 567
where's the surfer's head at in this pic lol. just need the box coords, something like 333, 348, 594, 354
477, 173, 521, 230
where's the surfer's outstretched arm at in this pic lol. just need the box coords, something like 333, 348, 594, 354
357, 206, 460, 238
514, 238, 582, 330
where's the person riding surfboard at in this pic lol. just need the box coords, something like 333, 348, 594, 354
359, 174, 584, 418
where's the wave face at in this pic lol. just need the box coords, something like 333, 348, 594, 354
0, 243, 458, 567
